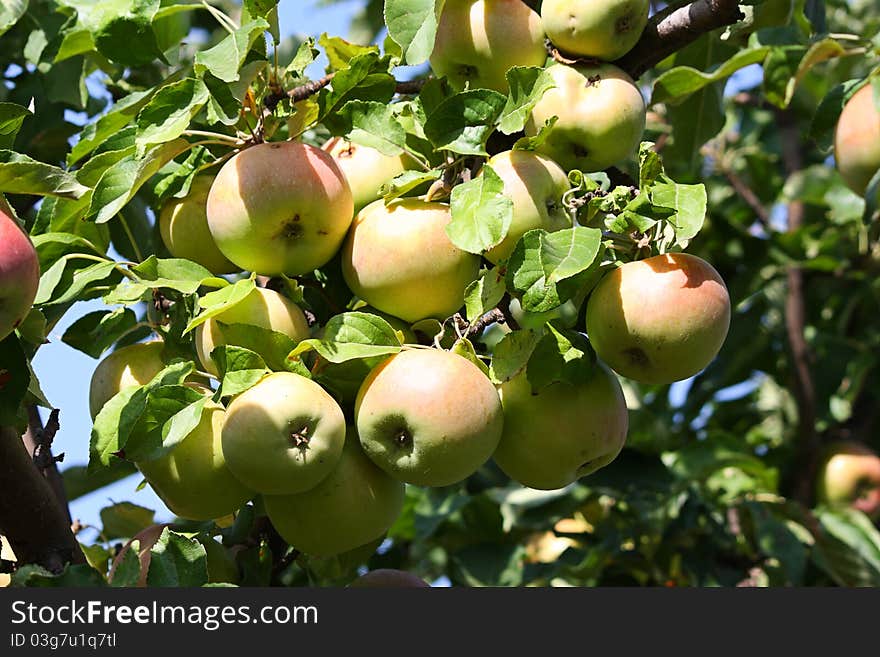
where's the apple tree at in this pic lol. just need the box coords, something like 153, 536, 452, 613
1, 0, 880, 588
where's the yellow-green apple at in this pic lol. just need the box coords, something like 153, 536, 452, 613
834, 83, 880, 197
525, 63, 646, 173
89, 341, 167, 419
483, 150, 571, 264
264, 429, 405, 557
430, 0, 547, 93
508, 296, 580, 331
355, 348, 503, 486
494, 363, 628, 490
195, 286, 310, 376
0, 210, 40, 341
341, 199, 480, 323
220, 372, 346, 495
816, 441, 880, 518
585, 253, 731, 384
159, 176, 239, 275
136, 401, 254, 521
206, 141, 353, 275
541, 0, 649, 61
323, 138, 410, 213
348, 569, 430, 588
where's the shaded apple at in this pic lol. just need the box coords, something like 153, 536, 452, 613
136, 402, 255, 521
542, 0, 649, 61
323, 138, 410, 213
355, 349, 503, 486
221, 372, 346, 495
495, 362, 628, 490
483, 150, 571, 264
206, 141, 354, 275
89, 341, 167, 419
525, 63, 646, 173
264, 429, 405, 557
159, 176, 239, 275
585, 253, 731, 384
348, 569, 430, 588
430, 0, 547, 93
816, 441, 880, 518
834, 82, 880, 197
341, 199, 480, 323
0, 210, 40, 342
195, 286, 310, 376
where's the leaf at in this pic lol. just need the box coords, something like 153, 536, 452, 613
488, 329, 541, 384
213, 346, 272, 398
0, 150, 89, 198
135, 78, 209, 153
213, 322, 300, 373
62, 308, 139, 358
69, 88, 156, 165
194, 19, 270, 83
499, 67, 555, 135
146, 528, 209, 587
100, 502, 156, 540
464, 267, 506, 322
185, 277, 257, 333
290, 312, 402, 363
317, 52, 396, 123
815, 508, 880, 585
651, 47, 770, 105
0, 334, 29, 426
526, 326, 594, 391
336, 100, 407, 155
664, 83, 725, 173
0, 0, 27, 38
318, 33, 379, 70
35, 259, 120, 306
381, 168, 442, 200
88, 139, 191, 224
809, 79, 864, 152
124, 388, 209, 462
384, 0, 441, 66
62, 460, 138, 502
0, 102, 32, 149
447, 165, 513, 254
650, 182, 708, 245
424, 89, 507, 156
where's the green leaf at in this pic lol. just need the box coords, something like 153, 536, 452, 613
337, 100, 407, 155
0, 334, 29, 426
62, 308, 139, 358
213, 322, 300, 373
213, 346, 272, 398
35, 259, 120, 306
464, 267, 506, 322
384, 0, 441, 66
815, 508, 880, 585
68, 0, 166, 67
62, 460, 138, 502
0, 0, 27, 38
135, 78, 209, 153
318, 33, 379, 70
809, 79, 864, 152
381, 168, 441, 200
664, 83, 725, 173
317, 52, 396, 123
447, 165, 513, 254
499, 67, 554, 135
68, 89, 156, 165
424, 89, 507, 156
146, 528, 209, 587
0, 150, 89, 198
650, 182, 708, 246
651, 47, 770, 105
194, 19, 271, 83
0, 102, 32, 149
290, 311, 402, 363
526, 326, 594, 391
100, 501, 156, 540
488, 329, 541, 384
124, 388, 208, 462
185, 277, 257, 333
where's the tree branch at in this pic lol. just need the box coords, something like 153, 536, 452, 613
23, 406, 72, 525
614, 0, 745, 79
264, 75, 427, 111
0, 425, 84, 573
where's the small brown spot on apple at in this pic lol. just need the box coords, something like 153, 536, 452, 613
623, 346, 650, 369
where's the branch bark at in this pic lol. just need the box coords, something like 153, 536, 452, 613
23, 406, 72, 525
0, 425, 84, 573
614, 0, 745, 79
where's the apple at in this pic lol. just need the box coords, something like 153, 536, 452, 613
355, 348, 503, 486
834, 83, 880, 197
816, 441, 880, 518
89, 341, 167, 419
585, 253, 731, 385
137, 401, 254, 521
195, 286, 311, 376
508, 296, 580, 331
323, 138, 410, 213
494, 363, 628, 490
0, 210, 40, 342
525, 63, 646, 173
206, 141, 354, 275
264, 428, 405, 557
430, 0, 547, 93
483, 150, 571, 264
221, 372, 347, 495
341, 199, 481, 323
348, 569, 431, 588
541, 0, 650, 61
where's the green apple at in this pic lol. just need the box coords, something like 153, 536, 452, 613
355, 348, 504, 486
817, 441, 880, 518
495, 363, 628, 490
508, 297, 580, 331
323, 137, 410, 213
158, 176, 239, 275
341, 199, 481, 323
195, 286, 311, 376
525, 63, 646, 173
484, 150, 571, 264
541, 0, 649, 61
137, 401, 254, 521
206, 141, 354, 275
221, 372, 346, 495
835, 83, 880, 197
585, 253, 731, 385
264, 429, 405, 557
430, 0, 547, 93
348, 569, 430, 588
0, 210, 40, 342
89, 342, 167, 419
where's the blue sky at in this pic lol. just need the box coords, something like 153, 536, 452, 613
34, 2, 361, 533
